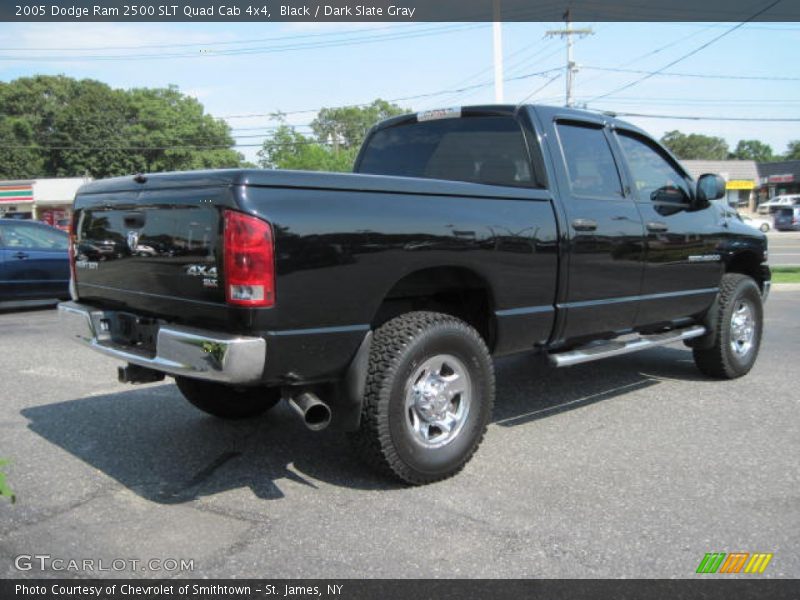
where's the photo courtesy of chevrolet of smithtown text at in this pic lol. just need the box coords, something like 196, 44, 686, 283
1, 0, 799, 598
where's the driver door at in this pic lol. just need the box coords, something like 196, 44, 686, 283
612, 129, 722, 327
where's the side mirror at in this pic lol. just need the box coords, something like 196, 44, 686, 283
696, 173, 726, 207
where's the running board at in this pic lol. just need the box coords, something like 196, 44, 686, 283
548, 325, 706, 368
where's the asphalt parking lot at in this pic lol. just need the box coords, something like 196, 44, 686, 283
1, 289, 798, 579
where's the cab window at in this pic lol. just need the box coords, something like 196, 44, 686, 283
358, 116, 537, 188
555, 122, 623, 198
616, 132, 691, 205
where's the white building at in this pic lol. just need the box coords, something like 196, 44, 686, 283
0, 177, 91, 226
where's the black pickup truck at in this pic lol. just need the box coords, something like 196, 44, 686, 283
60, 104, 770, 484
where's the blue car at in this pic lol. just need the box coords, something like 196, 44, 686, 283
774, 206, 800, 231
0, 218, 70, 306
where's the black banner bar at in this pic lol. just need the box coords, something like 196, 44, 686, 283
3, 0, 800, 23
2, 580, 800, 600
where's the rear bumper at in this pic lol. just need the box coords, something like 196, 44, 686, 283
58, 301, 266, 384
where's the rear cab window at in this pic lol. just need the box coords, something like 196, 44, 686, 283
555, 122, 624, 199
356, 114, 541, 188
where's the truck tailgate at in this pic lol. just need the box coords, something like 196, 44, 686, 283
73, 185, 233, 325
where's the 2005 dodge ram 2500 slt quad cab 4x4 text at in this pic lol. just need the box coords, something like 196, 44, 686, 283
60, 104, 770, 484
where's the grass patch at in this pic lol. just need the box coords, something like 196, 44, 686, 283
771, 266, 800, 284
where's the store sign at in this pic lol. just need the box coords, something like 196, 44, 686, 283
767, 174, 795, 184
0, 184, 33, 203
726, 180, 755, 190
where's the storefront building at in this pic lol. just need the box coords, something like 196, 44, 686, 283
681, 160, 759, 212
0, 177, 91, 228
756, 160, 800, 202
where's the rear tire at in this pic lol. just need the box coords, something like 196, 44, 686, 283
693, 273, 763, 379
175, 377, 281, 419
760, 223, 770, 232
348, 311, 495, 485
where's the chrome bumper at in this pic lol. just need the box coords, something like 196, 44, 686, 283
58, 301, 266, 384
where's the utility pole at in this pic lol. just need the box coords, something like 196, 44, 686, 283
545, 9, 593, 107
493, 0, 504, 103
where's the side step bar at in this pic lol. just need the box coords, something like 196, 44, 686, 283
548, 325, 706, 368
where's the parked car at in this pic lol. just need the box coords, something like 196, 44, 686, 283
740, 214, 773, 232
774, 206, 800, 231
757, 194, 800, 215
0, 218, 70, 305
59, 104, 770, 484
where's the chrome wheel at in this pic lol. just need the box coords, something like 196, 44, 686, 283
404, 354, 472, 449
730, 300, 756, 357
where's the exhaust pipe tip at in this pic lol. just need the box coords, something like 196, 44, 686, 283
288, 392, 331, 431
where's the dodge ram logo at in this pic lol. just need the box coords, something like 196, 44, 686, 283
126, 230, 140, 252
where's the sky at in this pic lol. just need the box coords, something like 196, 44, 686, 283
0, 20, 798, 163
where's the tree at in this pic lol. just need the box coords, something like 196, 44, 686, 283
257, 124, 357, 172
125, 86, 242, 173
785, 140, 800, 160
259, 100, 408, 172
0, 75, 243, 179
732, 139, 774, 162
0, 117, 43, 179
660, 130, 729, 160
310, 99, 407, 150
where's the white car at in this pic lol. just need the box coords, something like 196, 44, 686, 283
740, 214, 772, 232
757, 194, 800, 215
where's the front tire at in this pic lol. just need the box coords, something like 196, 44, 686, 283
349, 311, 495, 485
693, 273, 764, 379
175, 377, 281, 419
760, 223, 770, 232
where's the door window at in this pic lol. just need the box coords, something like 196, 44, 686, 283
617, 132, 691, 205
556, 122, 623, 198
0, 223, 68, 250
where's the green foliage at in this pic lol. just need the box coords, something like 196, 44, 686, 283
258, 100, 407, 172
785, 140, 800, 160
0, 117, 42, 179
257, 124, 357, 172
0, 459, 16, 504
0, 75, 242, 179
660, 130, 729, 160
771, 267, 800, 284
310, 99, 407, 150
732, 139, 774, 162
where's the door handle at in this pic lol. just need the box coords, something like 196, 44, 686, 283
646, 221, 669, 233
13, 251, 29, 259
571, 218, 598, 232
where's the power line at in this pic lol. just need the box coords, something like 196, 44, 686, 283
0, 24, 412, 52
2, 139, 337, 151
0, 23, 486, 62
583, 65, 800, 82
516, 72, 564, 107
607, 111, 800, 122
586, 0, 785, 103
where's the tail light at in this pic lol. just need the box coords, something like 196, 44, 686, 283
223, 210, 275, 307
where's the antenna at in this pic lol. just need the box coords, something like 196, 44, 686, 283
545, 9, 594, 107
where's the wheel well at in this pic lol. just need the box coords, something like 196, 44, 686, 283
372, 267, 495, 349
726, 252, 765, 290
